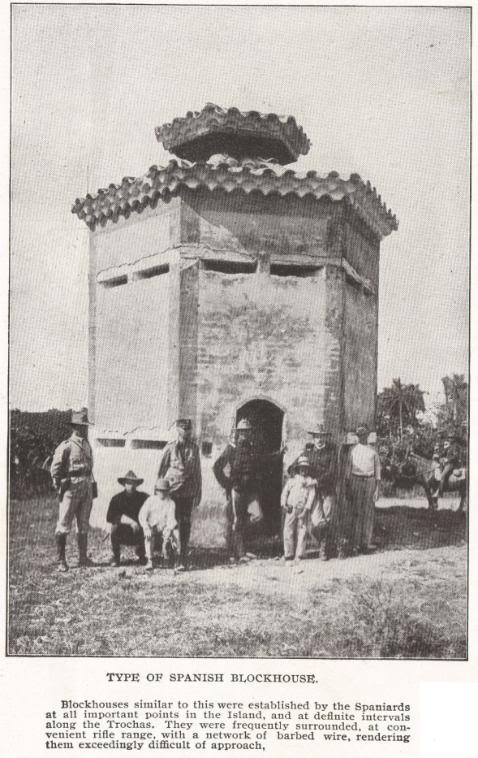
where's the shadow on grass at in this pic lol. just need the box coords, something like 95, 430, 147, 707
373, 505, 466, 552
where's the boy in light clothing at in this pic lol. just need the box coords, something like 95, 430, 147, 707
281, 456, 316, 562
139, 478, 180, 570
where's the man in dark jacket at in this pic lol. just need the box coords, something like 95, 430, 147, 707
289, 424, 338, 560
158, 419, 202, 570
213, 418, 284, 562
106, 470, 149, 567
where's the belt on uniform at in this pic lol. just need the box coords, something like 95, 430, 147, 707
352, 473, 374, 479
69, 469, 90, 477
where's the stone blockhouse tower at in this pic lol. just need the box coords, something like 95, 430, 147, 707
72, 104, 397, 543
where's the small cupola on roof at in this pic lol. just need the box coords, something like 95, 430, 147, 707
72, 104, 397, 238
155, 103, 311, 164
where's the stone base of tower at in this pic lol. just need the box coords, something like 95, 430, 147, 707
76, 105, 396, 547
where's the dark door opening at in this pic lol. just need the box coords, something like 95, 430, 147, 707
236, 399, 284, 540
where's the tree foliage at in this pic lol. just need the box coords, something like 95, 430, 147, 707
377, 378, 425, 439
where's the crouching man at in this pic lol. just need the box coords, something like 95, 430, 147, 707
139, 478, 181, 571
106, 470, 148, 567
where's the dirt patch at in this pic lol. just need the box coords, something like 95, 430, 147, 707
8, 495, 467, 658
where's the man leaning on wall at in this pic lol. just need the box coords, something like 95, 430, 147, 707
344, 424, 381, 555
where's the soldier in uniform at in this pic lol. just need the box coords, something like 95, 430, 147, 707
50, 409, 96, 571
213, 418, 285, 563
289, 424, 338, 560
157, 419, 202, 571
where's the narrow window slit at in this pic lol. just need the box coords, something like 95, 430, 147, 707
135, 264, 169, 280
203, 260, 256, 275
101, 275, 128, 288
96, 438, 126, 447
130, 440, 167, 450
270, 264, 318, 278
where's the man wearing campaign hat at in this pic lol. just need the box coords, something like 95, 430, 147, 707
106, 470, 149, 567
50, 408, 97, 571
344, 423, 381, 554
157, 418, 202, 570
213, 417, 285, 562
289, 423, 338, 560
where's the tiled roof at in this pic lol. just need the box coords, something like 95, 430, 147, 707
155, 103, 311, 164
71, 155, 398, 238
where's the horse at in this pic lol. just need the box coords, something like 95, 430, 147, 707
389, 451, 468, 513
410, 453, 467, 513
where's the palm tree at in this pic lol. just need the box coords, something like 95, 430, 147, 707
379, 378, 425, 439
442, 374, 467, 423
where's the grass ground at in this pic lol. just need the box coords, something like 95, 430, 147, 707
8, 495, 467, 658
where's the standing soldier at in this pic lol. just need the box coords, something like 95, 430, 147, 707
158, 419, 202, 571
213, 418, 284, 563
344, 424, 381, 554
50, 408, 96, 572
289, 424, 338, 560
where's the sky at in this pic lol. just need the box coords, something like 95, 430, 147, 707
10, 5, 470, 411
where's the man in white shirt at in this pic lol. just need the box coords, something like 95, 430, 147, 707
345, 424, 381, 554
138, 479, 180, 570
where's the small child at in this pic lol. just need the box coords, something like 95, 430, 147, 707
281, 456, 316, 562
138, 478, 180, 570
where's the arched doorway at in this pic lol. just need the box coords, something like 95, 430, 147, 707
236, 398, 285, 541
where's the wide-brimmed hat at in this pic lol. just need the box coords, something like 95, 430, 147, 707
356, 424, 369, 435
70, 408, 91, 426
236, 418, 252, 430
154, 477, 171, 492
176, 418, 192, 430
118, 470, 144, 486
308, 423, 330, 435
296, 455, 311, 469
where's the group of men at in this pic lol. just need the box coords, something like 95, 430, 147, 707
50, 413, 201, 572
281, 423, 381, 562
50, 408, 382, 572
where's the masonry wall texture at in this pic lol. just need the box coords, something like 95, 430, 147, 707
85, 187, 389, 541
76, 106, 397, 539
180, 188, 331, 259
343, 285, 378, 429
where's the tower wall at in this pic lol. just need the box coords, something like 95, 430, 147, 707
342, 213, 380, 429
86, 191, 383, 540
343, 284, 378, 430
88, 206, 180, 526
180, 188, 333, 260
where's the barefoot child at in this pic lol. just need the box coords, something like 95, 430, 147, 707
281, 456, 316, 562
